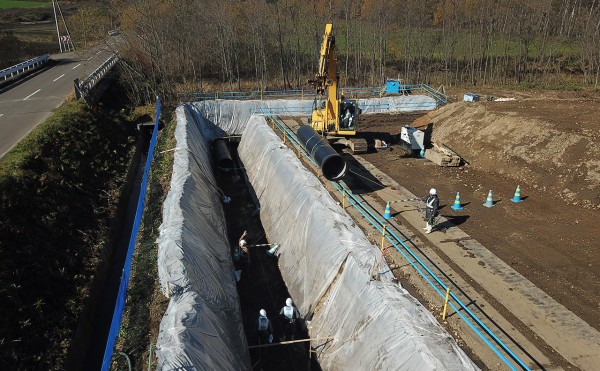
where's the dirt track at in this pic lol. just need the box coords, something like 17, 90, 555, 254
355, 94, 600, 367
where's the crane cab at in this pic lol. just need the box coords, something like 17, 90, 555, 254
338, 99, 360, 135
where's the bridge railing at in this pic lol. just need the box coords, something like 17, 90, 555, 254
0, 54, 49, 83
75, 54, 119, 100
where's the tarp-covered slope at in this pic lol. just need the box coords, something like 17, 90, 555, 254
156, 96, 478, 370
155, 106, 250, 370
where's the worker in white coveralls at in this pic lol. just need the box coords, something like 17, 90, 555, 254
423, 188, 439, 234
256, 309, 273, 344
279, 298, 301, 340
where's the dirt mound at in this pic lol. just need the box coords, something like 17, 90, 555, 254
414, 97, 600, 209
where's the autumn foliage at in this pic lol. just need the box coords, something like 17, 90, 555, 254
107, 0, 600, 102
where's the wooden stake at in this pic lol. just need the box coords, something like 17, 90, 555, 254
442, 287, 451, 320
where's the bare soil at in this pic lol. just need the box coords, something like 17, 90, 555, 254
358, 91, 600, 333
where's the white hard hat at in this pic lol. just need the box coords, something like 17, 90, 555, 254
240, 239, 247, 246
260, 309, 267, 317
286, 298, 293, 306
429, 188, 437, 195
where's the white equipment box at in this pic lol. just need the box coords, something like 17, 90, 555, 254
400, 126, 424, 150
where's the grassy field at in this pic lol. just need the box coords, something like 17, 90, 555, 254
0, 0, 51, 9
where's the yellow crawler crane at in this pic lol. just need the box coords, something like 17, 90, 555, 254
308, 23, 367, 154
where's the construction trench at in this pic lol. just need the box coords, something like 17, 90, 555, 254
153, 96, 484, 370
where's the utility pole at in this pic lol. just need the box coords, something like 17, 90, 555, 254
52, 0, 62, 52
52, 0, 75, 53
56, 0, 75, 52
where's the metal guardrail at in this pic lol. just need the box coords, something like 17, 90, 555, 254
179, 84, 448, 106
74, 54, 119, 100
420, 84, 448, 105
265, 114, 530, 371
0, 54, 49, 83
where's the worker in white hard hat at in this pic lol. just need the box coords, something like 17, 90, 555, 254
279, 298, 301, 340
232, 231, 251, 281
234, 230, 250, 265
256, 309, 273, 344
423, 188, 439, 234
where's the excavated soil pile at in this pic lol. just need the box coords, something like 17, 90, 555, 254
358, 91, 600, 336
414, 95, 600, 209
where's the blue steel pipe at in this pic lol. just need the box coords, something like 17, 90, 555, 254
333, 181, 529, 371
296, 125, 347, 181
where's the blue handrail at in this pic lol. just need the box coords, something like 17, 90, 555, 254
179, 83, 448, 105
101, 97, 162, 370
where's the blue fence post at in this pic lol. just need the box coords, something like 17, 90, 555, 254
101, 97, 161, 370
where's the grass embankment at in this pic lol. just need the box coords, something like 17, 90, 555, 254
112, 110, 175, 370
0, 101, 137, 369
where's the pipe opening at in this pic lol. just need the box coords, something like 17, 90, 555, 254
297, 125, 347, 181
321, 154, 347, 181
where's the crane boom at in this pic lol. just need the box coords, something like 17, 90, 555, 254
308, 24, 366, 153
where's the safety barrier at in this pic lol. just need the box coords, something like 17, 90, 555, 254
248, 99, 437, 117
101, 98, 161, 370
75, 54, 119, 100
420, 84, 448, 105
0, 54, 49, 83
179, 83, 448, 106
265, 114, 530, 371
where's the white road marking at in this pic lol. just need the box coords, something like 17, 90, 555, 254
72, 63, 81, 69
53, 74, 66, 82
87, 57, 93, 61
96, 51, 101, 55
0, 114, 4, 118
23, 89, 41, 100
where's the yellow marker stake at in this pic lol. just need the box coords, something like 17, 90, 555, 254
380, 225, 386, 252
442, 287, 451, 320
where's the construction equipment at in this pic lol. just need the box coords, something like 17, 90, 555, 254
307, 24, 367, 154
399, 125, 425, 153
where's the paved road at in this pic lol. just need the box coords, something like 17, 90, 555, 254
0, 41, 118, 159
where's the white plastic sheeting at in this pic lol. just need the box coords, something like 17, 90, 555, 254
155, 106, 250, 370
178, 94, 436, 135
239, 115, 478, 370
156, 95, 477, 370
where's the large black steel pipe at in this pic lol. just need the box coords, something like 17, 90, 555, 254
297, 125, 347, 181
213, 138, 235, 170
